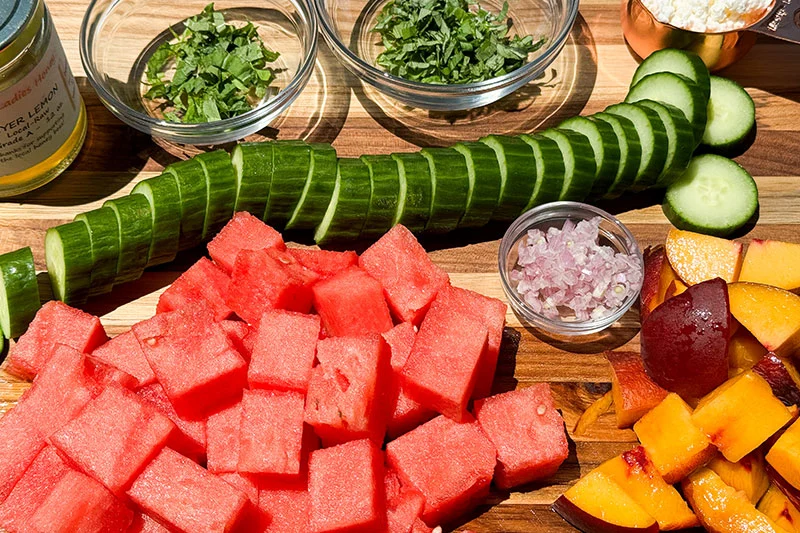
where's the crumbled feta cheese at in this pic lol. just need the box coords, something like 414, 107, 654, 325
642, 0, 772, 32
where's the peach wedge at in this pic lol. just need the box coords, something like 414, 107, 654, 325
758, 483, 800, 532
606, 352, 668, 429
708, 452, 770, 504
740, 239, 800, 291
665, 228, 743, 285
767, 417, 800, 493
729, 329, 769, 375
728, 282, 800, 357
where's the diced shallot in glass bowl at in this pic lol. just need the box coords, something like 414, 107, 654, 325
499, 202, 644, 336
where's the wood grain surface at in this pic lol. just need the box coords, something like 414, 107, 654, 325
1, 0, 799, 531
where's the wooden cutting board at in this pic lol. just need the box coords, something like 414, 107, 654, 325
1, 0, 800, 531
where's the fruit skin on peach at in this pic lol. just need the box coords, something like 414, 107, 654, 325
728, 282, 800, 358
640, 277, 730, 401
596, 446, 699, 530
758, 483, 800, 532
552, 470, 658, 533
767, 417, 800, 496
729, 329, 769, 376
606, 352, 668, 429
740, 239, 800, 291
640, 246, 680, 323
633, 393, 716, 484
692, 371, 793, 463
753, 353, 800, 407
665, 228, 743, 285
708, 452, 770, 504
682, 467, 791, 533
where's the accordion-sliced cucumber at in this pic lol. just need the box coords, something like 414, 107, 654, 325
360, 154, 400, 238
165, 158, 208, 251
420, 147, 469, 234
479, 135, 536, 221
266, 141, 311, 228
452, 142, 501, 227
74, 207, 120, 296
286, 143, 338, 231
196, 150, 237, 239
391, 153, 432, 233
46, 221, 94, 305
131, 174, 181, 267
103, 195, 153, 285
314, 158, 371, 244
232, 142, 274, 218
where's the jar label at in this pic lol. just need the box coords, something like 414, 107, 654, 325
0, 26, 83, 177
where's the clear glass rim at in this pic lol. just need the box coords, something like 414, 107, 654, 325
498, 201, 644, 336
79, 0, 319, 139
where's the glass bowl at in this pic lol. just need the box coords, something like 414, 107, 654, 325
314, 0, 579, 111
499, 202, 644, 336
80, 0, 318, 145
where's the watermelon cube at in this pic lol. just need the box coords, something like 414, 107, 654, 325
50, 384, 175, 495
91, 330, 156, 389
288, 248, 358, 279
136, 383, 207, 464
311, 267, 393, 337
385, 467, 426, 533
258, 478, 310, 533
218, 472, 265, 532
308, 439, 385, 533
220, 320, 254, 361
358, 225, 450, 324
207, 212, 286, 274
386, 415, 496, 525
239, 389, 305, 476
226, 248, 319, 324
5, 301, 108, 379
206, 401, 241, 474
305, 335, 392, 446
473, 384, 569, 490
0, 446, 70, 530
127, 447, 248, 533
435, 285, 507, 399
401, 292, 489, 422
412, 519, 434, 533
127, 512, 172, 532
133, 309, 247, 419
28, 469, 134, 532
85, 357, 139, 392
249, 310, 320, 393
157, 257, 233, 322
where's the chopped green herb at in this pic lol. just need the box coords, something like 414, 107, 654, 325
144, 3, 281, 123
371, 0, 545, 85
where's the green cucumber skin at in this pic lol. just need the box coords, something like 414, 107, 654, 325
131, 174, 181, 267
196, 150, 237, 239
700, 76, 757, 157
74, 207, 120, 296
286, 143, 338, 231
165, 159, 208, 251
558, 116, 621, 197
452, 142, 501, 228
538, 129, 596, 202
518, 134, 565, 209
360, 155, 401, 238
103, 195, 154, 285
589, 113, 642, 199
420, 147, 470, 234
391, 153, 432, 233
0, 247, 40, 338
630, 48, 711, 101
479, 135, 536, 221
636, 100, 695, 188
605, 103, 669, 191
315, 158, 371, 244
46, 222, 93, 305
232, 143, 273, 218
265, 141, 312, 228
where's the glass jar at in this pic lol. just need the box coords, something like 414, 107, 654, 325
0, 0, 87, 196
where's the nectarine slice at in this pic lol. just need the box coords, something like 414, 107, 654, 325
573, 390, 613, 437
708, 452, 770, 503
728, 282, 800, 357
663, 279, 687, 300
633, 393, 716, 484
682, 467, 790, 532
729, 329, 769, 374
552, 470, 658, 533
665, 228, 743, 285
740, 239, 800, 291
767, 417, 800, 494
758, 483, 800, 532
640, 246, 680, 323
597, 447, 699, 530
753, 353, 800, 407
606, 352, 668, 429
693, 371, 793, 463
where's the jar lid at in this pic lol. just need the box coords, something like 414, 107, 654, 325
0, 0, 38, 52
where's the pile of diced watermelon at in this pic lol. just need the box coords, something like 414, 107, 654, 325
0, 213, 570, 533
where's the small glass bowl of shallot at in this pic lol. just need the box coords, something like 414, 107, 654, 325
499, 202, 644, 336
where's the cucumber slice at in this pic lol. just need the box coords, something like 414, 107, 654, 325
103, 195, 153, 285
0, 247, 40, 338
479, 135, 536, 221
637, 100, 695, 187
391, 153, 432, 232
286, 143, 338, 231
74, 207, 120, 296
663, 154, 758, 237
45, 221, 93, 305
626, 72, 708, 147
131, 174, 181, 267
630, 49, 711, 101
196, 150, 237, 239
266, 141, 311, 228
605, 103, 669, 191
314, 158, 371, 244
537, 129, 596, 201
589, 113, 642, 199
420, 147, 469, 234
165, 158, 208, 251
360, 155, 401, 238
232, 142, 273, 218
518, 134, 565, 209
452, 142, 501, 228
701, 76, 756, 156
558, 116, 621, 197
